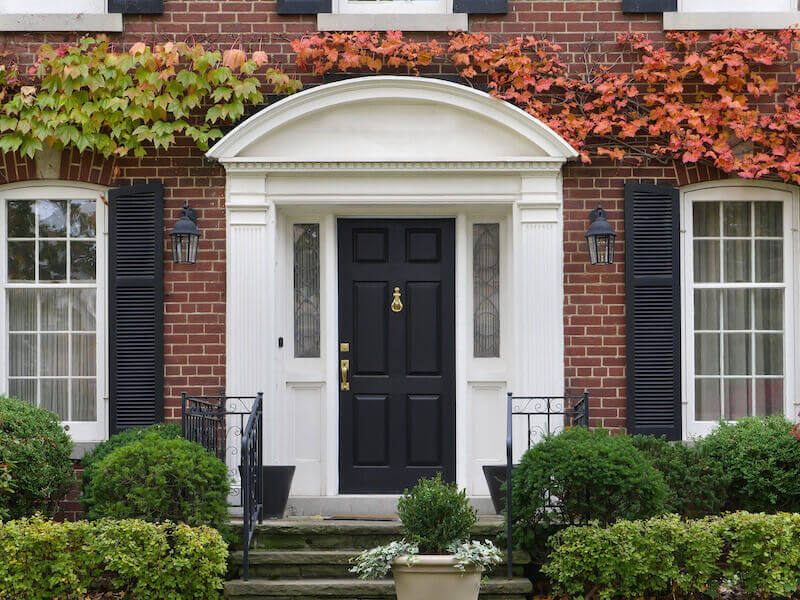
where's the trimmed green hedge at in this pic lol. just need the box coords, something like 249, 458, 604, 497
0, 516, 227, 600
543, 512, 800, 600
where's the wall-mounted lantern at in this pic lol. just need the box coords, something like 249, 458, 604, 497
169, 201, 201, 264
585, 204, 616, 265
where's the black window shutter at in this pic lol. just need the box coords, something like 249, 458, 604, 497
622, 0, 676, 12
277, 0, 331, 15
454, 0, 507, 14
108, 0, 164, 14
625, 182, 682, 440
108, 182, 164, 433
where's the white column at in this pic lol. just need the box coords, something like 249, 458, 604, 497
225, 170, 277, 463
511, 171, 566, 457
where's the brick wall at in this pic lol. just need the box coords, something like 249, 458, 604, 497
0, 1, 778, 430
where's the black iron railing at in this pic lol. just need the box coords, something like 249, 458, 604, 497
504, 392, 589, 580
182, 392, 263, 580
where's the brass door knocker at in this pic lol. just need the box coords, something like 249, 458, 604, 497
391, 287, 403, 313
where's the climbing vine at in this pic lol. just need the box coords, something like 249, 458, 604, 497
0, 35, 301, 158
292, 29, 800, 183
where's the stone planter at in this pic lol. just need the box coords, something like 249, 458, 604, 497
393, 555, 481, 600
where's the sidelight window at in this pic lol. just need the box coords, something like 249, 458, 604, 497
473, 223, 500, 358
293, 224, 321, 358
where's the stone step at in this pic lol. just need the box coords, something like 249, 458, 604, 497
224, 577, 533, 599
228, 549, 530, 579
230, 518, 507, 551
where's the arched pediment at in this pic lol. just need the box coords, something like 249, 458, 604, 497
207, 76, 577, 164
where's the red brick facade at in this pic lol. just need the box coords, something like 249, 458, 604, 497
0, 2, 776, 432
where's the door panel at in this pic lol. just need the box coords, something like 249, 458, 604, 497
339, 218, 455, 494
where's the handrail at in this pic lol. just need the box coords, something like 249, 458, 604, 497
505, 391, 589, 580
240, 392, 263, 581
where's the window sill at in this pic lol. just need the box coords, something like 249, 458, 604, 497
663, 11, 800, 29
316, 12, 468, 31
0, 12, 123, 32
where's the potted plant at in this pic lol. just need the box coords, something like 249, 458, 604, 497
350, 474, 501, 600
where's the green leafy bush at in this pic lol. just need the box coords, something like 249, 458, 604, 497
543, 512, 800, 600
87, 432, 230, 530
510, 427, 668, 556
397, 473, 477, 554
0, 515, 227, 600
697, 415, 800, 512
80, 421, 182, 513
0, 395, 73, 520
630, 434, 728, 518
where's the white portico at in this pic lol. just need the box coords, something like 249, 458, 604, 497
207, 75, 576, 513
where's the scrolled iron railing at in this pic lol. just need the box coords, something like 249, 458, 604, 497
504, 391, 589, 580
182, 392, 263, 581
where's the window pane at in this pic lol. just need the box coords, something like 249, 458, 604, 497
8, 289, 36, 331
724, 332, 751, 375
693, 240, 720, 282
71, 289, 96, 331
693, 202, 720, 236
723, 239, 751, 282
755, 240, 782, 282
755, 378, 783, 416
40, 379, 68, 419
695, 379, 721, 421
754, 289, 783, 330
38, 200, 67, 237
695, 333, 720, 375
41, 289, 69, 331
755, 333, 783, 375
8, 379, 36, 405
723, 201, 751, 237
473, 224, 500, 358
39, 241, 66, 281
723, 289, 750, 330
694, 289, 719, 330
755, 202, 782, 236
7, 200, 35, 238
7, 241, 35, 281
40, 333, 68, 376
9, 334, 36, 376
71, 334, 96, 376
72, 379, 96, 421
70, 200, 96, 238
724, 378, 751, 420
70, 241, 96, 281
293, 224, 320, 358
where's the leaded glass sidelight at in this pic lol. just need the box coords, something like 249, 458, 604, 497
473, 224, 500, 357
293, 224, 321, 358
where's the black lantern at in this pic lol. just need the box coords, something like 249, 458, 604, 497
169, 201, 201, 264
585, 204, 616, 265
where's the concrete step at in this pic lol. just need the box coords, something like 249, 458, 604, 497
230, 518, 507, 551
224, 577, 533, 599
228, 549, 530, 579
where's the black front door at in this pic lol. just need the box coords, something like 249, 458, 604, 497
338, 219, 456, 494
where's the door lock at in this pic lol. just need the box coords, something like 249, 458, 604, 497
340, 359, 350, 391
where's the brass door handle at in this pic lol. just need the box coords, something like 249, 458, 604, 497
340, 359, 350, 391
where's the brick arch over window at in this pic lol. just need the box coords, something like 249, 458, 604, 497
0, 149, 117, 187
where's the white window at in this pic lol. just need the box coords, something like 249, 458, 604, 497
0, 0, 122, 31
665, 0, 799, 29
682, 183, 796, 437
318, 0, 467, 31
0, 184, 107, 443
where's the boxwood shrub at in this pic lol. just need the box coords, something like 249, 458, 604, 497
0, 516, 227, 600
509, 427, 668, 557
86, 432, 230, 530
0, 395, 73, 520
630, 434, 729, 518
80, 421, 182, 514
544, 512, 800, 600
697, 415, 800, 512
